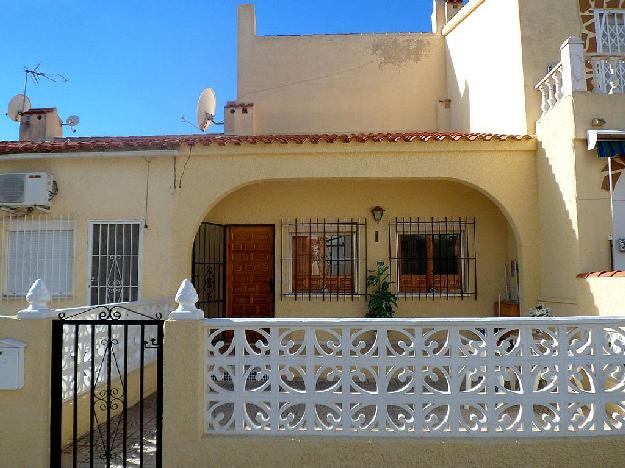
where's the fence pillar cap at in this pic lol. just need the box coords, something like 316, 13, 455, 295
17, 279, 53, 320
561, 36, 583, 49
169, 279, 203, 320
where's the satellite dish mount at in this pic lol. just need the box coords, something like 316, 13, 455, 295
197, 88, 223, 132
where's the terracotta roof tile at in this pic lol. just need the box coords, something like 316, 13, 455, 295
0, 132, 534, 156
577, 271, 625, 278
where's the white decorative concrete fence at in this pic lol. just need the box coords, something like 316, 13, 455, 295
205, 317, 625, 437
589, 53, 625, 95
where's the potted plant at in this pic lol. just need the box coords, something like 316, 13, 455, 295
529, 303, 552, 318
366, 261, 398, 318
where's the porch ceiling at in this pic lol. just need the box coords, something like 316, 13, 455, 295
0, 132, 534, 156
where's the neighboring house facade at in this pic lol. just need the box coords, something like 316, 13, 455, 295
0, 0, 624, 319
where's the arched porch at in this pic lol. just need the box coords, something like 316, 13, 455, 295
189, 179, 521, 319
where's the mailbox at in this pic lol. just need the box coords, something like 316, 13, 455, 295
0, 338, 26, 390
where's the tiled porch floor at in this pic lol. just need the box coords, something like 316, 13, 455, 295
61, 394, 157, 468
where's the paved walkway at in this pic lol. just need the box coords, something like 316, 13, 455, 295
62, 394, 157, 468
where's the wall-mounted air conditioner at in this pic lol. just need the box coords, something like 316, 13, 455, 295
0, 172, 56, 208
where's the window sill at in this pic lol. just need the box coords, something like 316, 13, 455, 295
397, 293, 475, 299
283, 293, 365, 300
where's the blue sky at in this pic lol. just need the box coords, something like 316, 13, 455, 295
0, 1, 433, 140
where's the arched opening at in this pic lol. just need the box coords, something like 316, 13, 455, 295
190, 179, 520, 319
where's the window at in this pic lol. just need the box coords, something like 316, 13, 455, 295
281, 219, 367, 300
594, 10, 625, 93
292, 234, 354, 293
89, 221, 142, 305
390, 218, 476, 300
595, 10, 625, 54
2, 217, 74, 297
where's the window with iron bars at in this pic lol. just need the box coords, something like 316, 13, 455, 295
281, 219, 367, 301
594, 9, 625, 93
0, 215, 75, 302
389, 217, 477, 300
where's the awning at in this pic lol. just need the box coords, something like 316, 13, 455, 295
597, 140, 625, 158
587, 129, 625, 157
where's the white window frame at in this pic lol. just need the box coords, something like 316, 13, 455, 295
87, 220, 144, 305
3, 218, 75, 298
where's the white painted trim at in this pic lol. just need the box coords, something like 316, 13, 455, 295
442, 0, 487, 36
586, 129, 625, 150
205, 316, 625, 326
86, 220, 144, 306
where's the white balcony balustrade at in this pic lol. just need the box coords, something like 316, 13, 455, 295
536, 37, 625, 115
536, 36, 587, 115
205, 317, 625, 437
590, 53, 625, 95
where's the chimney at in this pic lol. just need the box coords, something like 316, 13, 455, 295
431, 0, 464, 33
224, 102, 255, 136
19, 108, 62, 142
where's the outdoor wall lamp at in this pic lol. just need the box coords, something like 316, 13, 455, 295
371, 206, 385, 224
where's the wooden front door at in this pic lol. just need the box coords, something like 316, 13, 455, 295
226, 225, 275, 318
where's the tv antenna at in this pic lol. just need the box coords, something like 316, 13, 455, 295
22, 63, 68, 99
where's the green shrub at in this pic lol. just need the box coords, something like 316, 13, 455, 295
366, 261, 398, 318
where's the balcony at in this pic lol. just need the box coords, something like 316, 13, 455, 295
535, 37, 625, 114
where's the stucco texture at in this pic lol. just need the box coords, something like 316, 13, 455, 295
0, 317, 51, 468
236, 5, 447, 134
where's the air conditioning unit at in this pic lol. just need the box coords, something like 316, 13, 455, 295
0, 172, 56, 208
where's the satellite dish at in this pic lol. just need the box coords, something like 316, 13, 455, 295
197, 88, 217, 132
66, 115, 80, 127
7, 94, 31, 121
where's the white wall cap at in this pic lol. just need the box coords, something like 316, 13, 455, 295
16, 279, 53, 320
0, 338, 26, 348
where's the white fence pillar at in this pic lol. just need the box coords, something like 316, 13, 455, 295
169, 279, 204, 320
560, 36, 587, 96
16, 279, 52, 320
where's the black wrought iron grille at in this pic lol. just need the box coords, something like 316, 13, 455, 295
280, 218, 367, 301
191, 222, 226, 318
50, 306, 163, 468
389, 217, 477, 300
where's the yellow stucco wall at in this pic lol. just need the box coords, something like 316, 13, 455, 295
444, 0, 528, 135
0, 139, 538, 317
207, 179, 515, 317
535, 92, 625, 315
577, 277, 625, 315
236, 5, 447, 134
535, 96, 581, 315
517, 0, 583, 133
0, 317, 51, 468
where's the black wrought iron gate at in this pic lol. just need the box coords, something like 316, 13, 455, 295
50, 306, 164, 468
192, 222, 226, 318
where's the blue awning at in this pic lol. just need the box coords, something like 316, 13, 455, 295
597, 140, 625, 158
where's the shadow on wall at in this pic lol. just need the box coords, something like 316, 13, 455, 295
535, 118, 614, 316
